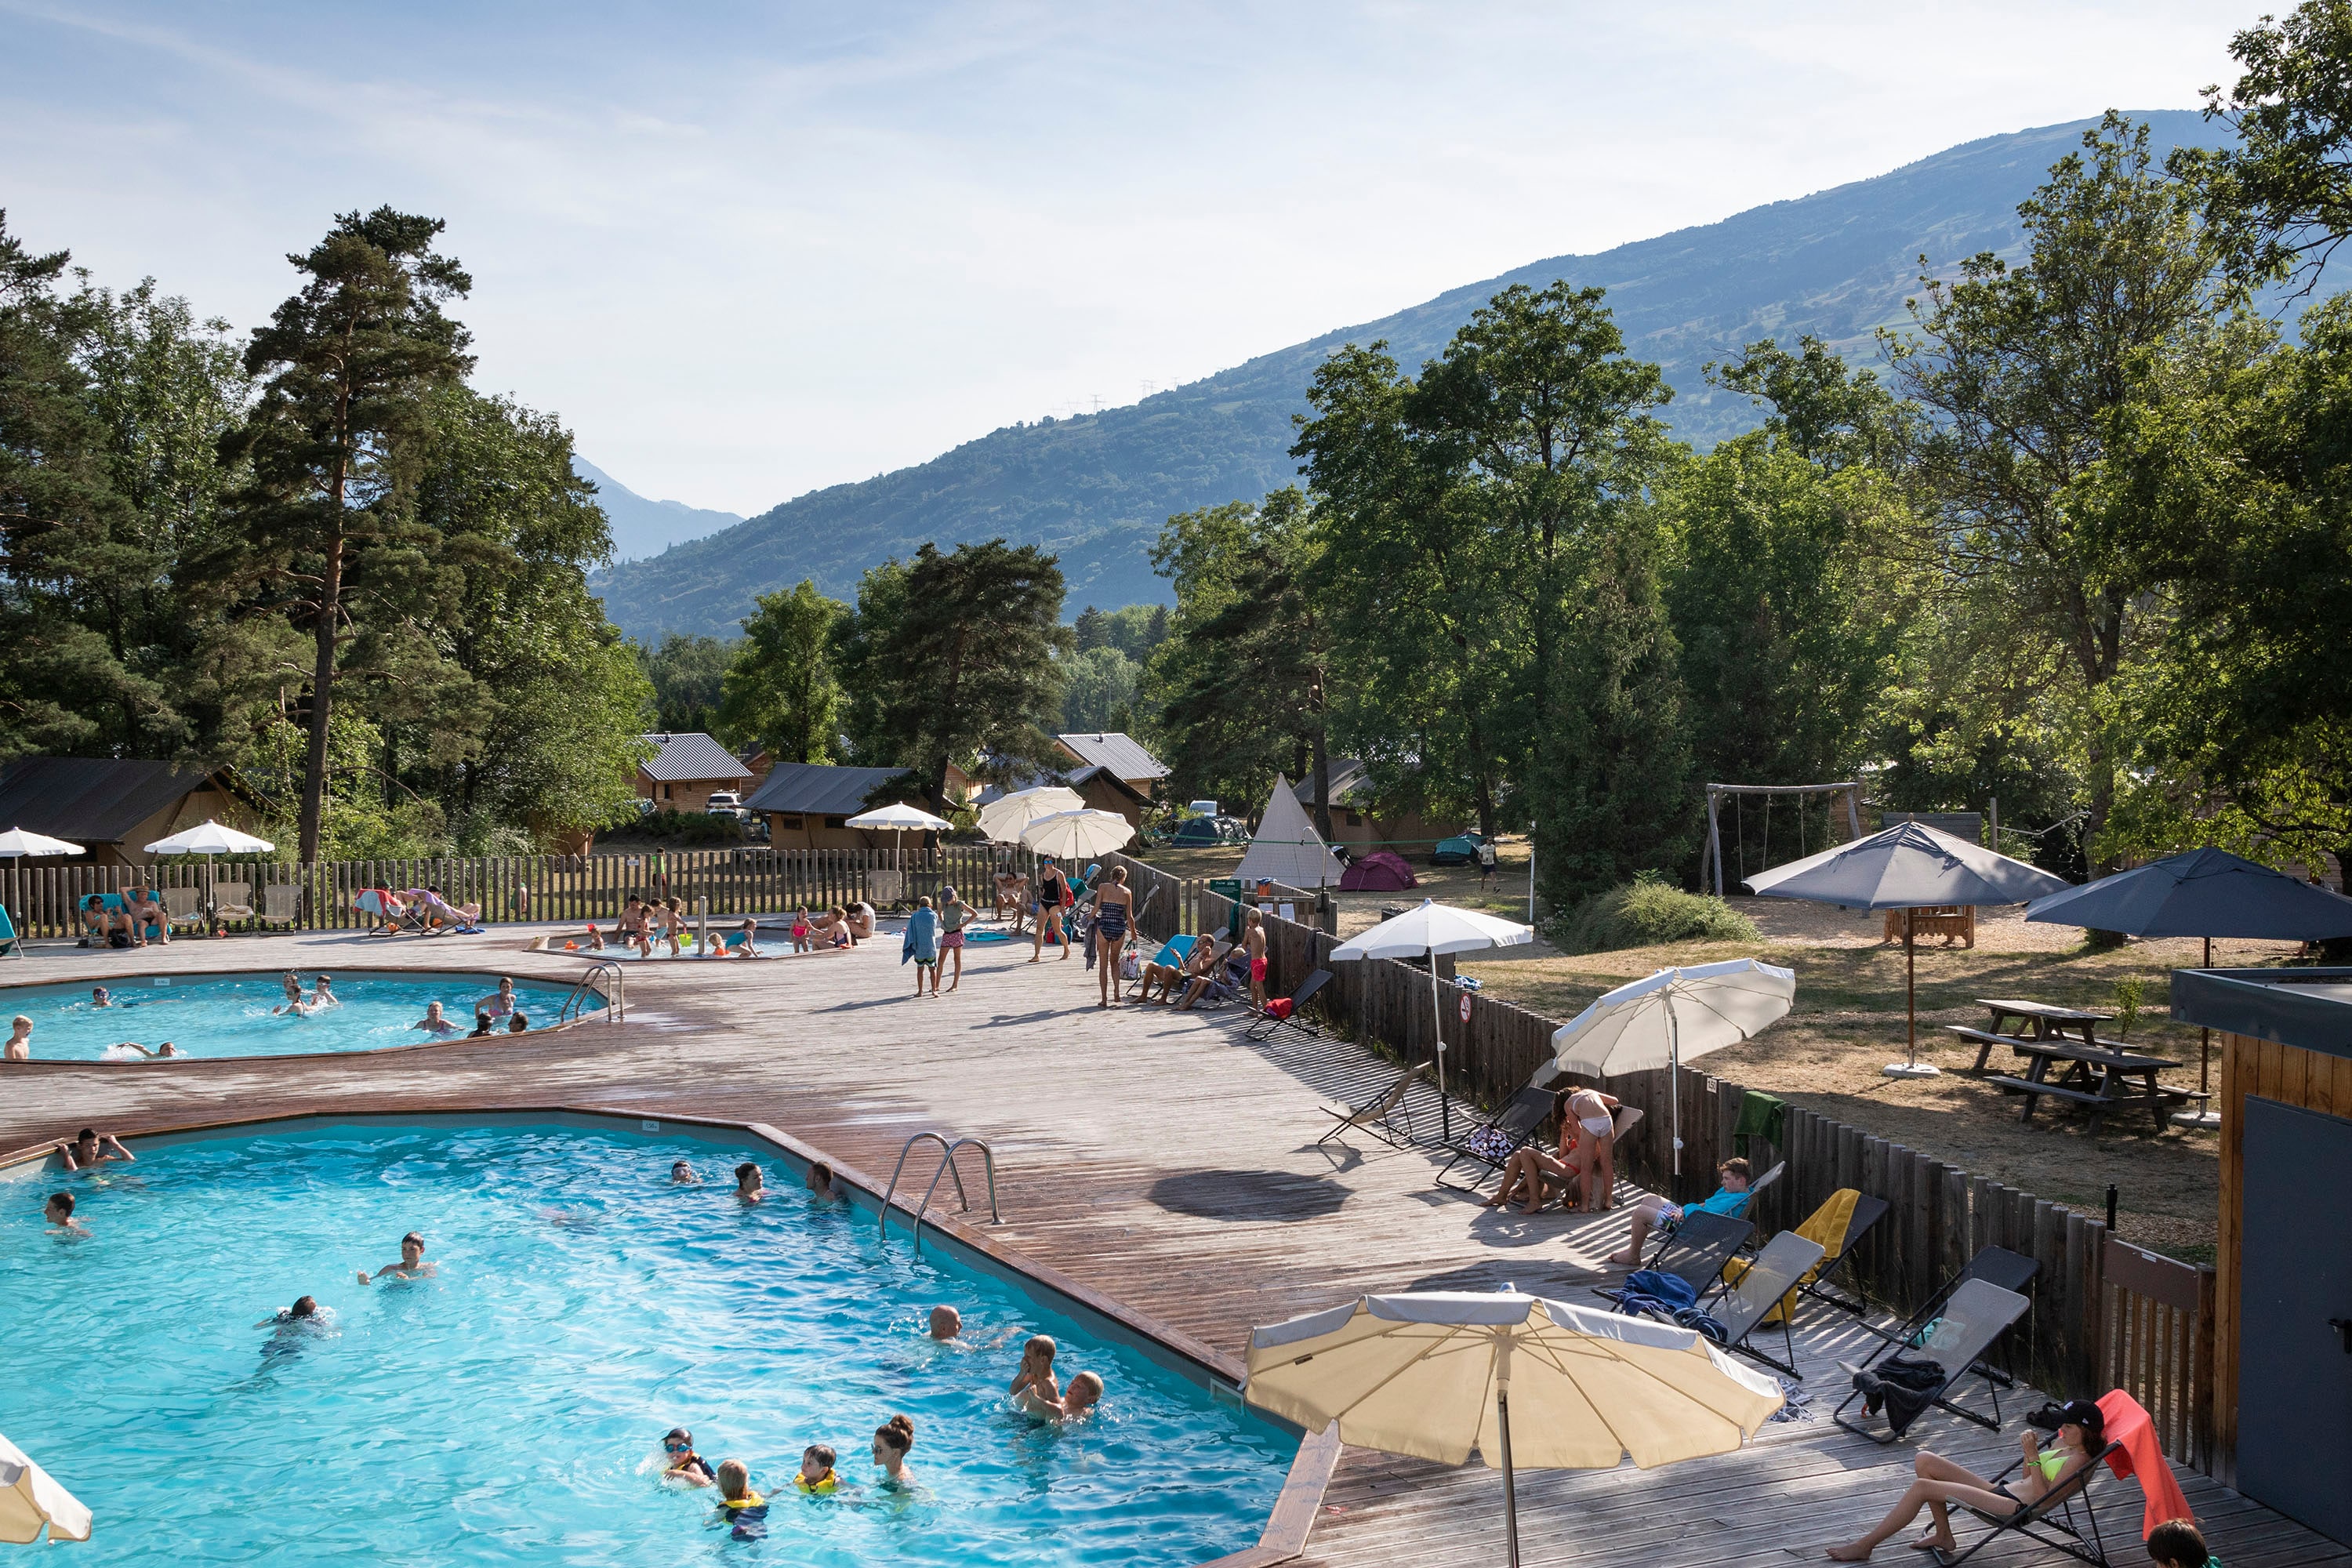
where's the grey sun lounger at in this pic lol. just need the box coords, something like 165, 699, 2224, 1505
1855, 1243, 2040, 1417
1943, 1439, 2125, 1568
1596, 1208, 1754, 1309
1435, 1085, 1558, 1192
1702, 1228, 1828, 1377
1800, 1192, 1892, 1316
1316, 1061, 1429, 1150
1247, 968, 1334, 1044
1832, 1278, 2033, 1443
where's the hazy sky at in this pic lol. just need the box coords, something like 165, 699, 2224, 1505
2, 2, 2265, 515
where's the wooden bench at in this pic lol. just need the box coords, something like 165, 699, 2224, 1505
1948, 1025, 2025, 1073
1987, 1074, 2113, 1123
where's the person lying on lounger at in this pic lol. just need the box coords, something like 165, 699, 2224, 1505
1825, 1400, 2104, 1560
1606, 1157, 1750, 1265
1483, 1090, 1584, 1216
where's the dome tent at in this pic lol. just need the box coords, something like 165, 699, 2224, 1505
1339, 850, 1418, 892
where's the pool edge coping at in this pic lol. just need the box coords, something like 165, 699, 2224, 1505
0, 1099, 1341, 1568
0, 962, 615, 1069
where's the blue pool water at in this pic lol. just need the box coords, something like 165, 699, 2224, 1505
8, 971, 586, 1061
0, 1123, 1297, 1564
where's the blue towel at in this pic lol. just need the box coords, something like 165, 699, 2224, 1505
1623, 1269, 1697, 1310
901, 906, 938, 965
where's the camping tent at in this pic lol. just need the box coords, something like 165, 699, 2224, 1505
1340, 850, 1418, 892
1236, 774, 1344, 888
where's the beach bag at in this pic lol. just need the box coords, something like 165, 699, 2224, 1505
1265, 998, 1294, 1021
1120, 949, 1142, 980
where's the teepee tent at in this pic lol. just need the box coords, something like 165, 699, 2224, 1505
1236, 775, 1343, 889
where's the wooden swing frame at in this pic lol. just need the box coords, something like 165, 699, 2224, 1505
1700, 782, 1866, 898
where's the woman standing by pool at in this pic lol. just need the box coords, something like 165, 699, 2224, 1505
1092, 868, 1134, 1008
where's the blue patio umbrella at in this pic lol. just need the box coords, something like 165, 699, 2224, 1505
2025, 848, 2352, 1115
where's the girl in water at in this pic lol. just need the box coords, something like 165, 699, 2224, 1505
870, 1414, 916, 1486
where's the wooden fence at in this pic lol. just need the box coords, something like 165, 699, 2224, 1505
1153, 864, 2221, 1473
4, 845, 1030, 938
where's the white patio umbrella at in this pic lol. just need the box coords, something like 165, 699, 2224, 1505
846, 801, 954, 887
1247, 1290, 1781, 1568
145, 819, 276, 935
1018, 808, 1135, 861
1744, 820, 2068, 1077
0, 828, 82, 958
1330, 900, 1534, 1140
0, 1432, 92, 1543
976, 785, 1086, 845
1549, 959, 1795, 1173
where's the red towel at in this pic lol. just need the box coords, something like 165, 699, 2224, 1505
2096, 1389, 2193, 1539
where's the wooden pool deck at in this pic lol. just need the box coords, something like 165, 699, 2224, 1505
3, 924, 2343, 1568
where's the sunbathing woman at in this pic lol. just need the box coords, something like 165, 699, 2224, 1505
1483, 1091, 1582, 1215
1826, 1400, 2104, 1560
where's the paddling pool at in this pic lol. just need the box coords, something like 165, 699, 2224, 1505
4, 971, 590, 1062
0, 1120, 1298, 1564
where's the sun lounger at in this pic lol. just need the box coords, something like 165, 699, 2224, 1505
257, 884, 300, 930
1246, 967, 1333, 1044
1798, 1192, 1892, 1316
0, 905, 16, 958
1854, 1243, 2040, 1415
1832, 1277, 2034, 1443
1941, 1437, 2125, 1567
162, 886, 207, 933
1700, 1229, 1827, 1376
1316, 1061, 1429, 1150
354, 887, 429, 937
1598, 1208, 1754, 1309
1434, 1084, 1558, 1192
212, 880, 253, 923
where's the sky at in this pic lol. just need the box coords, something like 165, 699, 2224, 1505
1, 1, 2269, 517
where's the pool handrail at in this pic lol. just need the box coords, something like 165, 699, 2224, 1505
882, 1132, 1001, 1254
557, 960, 623, 1025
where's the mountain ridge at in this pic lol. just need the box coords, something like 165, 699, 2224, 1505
593, 111, 2220, 638
573, 457, 743, 565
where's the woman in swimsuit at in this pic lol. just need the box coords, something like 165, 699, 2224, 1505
935, 887, 971, 993
1827, 1401, 2103, 1560
1092, 867, 1134, 1008
1563, 1085, 1621, 1210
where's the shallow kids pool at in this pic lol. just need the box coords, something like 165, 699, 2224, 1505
0, 1120, 1298, 1564
5, 971, 588, 1062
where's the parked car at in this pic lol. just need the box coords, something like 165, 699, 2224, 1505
1430, 830, 1487, 867
705, 791, 747, 818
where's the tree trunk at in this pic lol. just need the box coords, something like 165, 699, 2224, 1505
1309, 728, 1333, 841
1475, 772, 1497, 842
298, 528, 343, 865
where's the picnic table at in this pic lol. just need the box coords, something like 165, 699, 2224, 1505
1981, 1036, 2209, 1131
1949, 998, 2111, 1072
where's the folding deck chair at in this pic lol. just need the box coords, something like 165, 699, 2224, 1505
1434, 1085, 1558, 1192
1831, 1277, 2033, 1443
161, 886, 207, 935
1316, 1061, 1430, 1150
1798, 1192, 1893, 1316
1596, 1208, 1754, 1310
1246, 968, 1333, 1044
256, 884, 300, 930
1856, 1243, 2040, 1415
1940, 1439, 2125, 1567
1698, 1228, 1827, 1376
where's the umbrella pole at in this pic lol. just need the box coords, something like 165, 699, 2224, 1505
1498, 1384, 1520, 1568
2177, 936, 2222, 1129
1883, 909, 1940, 1078
1669, 1005, 1682, 1178
1431, 947, 1450, 1144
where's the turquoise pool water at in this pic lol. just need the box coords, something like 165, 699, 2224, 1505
7, 971, 586, 1061
0, 1123, 1297, 1563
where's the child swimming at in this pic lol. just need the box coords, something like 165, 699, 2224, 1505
410, 1001, 459, 1036
44, 1191, 87, 1235
357, 1230, 436, 1284
1009, 1334, 1061, 1411
711, 1460, 768, 1538
793, 1444, 840, 1494
660, 1427, 716, 1486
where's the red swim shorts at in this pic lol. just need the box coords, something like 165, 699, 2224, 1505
1250, 956, 1267, 982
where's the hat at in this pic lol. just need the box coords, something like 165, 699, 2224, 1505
2029, 1398, 2104, 1435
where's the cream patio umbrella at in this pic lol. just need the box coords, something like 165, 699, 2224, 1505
1330, 900, 1534, 1141
976, 785, 1086, 845
145, 819, 276, 935
1247, 1289, 1781, 1568
0, 1432, 91, 1543
846, 802, 955, 895
1549, 958, 1796, 1174
1017, 808, 1135, 862
0, 828, 82, 959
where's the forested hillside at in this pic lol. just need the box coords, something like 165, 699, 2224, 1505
595, 111, 2222, 637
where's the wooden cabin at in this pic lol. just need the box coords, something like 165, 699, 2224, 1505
637, 732, 753, 813
744, 763, 919, 851
0, 757, 248, 869
2170, 965, 2352, 1547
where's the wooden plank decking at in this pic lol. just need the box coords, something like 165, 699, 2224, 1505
3, 924, 2344, 1568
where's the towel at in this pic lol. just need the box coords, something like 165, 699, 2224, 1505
2096, 1389, 2193, 1539
901, 907, 938, 966
1723, 1187, 1861, 1325
1733, 1090, 1787, 1156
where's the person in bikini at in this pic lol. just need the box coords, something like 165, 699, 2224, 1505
935, 886, 972, 992
1091, 867, 1134, 1007
1827, 1401, 2105, 1560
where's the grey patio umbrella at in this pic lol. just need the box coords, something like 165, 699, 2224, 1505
1744, 820, 2070, 1077
2025, 848, 2352, 1123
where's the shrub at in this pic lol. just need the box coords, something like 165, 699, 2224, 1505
1550, 878, 1762, 954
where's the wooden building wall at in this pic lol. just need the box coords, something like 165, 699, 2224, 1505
2212, 1030, 2352, 1479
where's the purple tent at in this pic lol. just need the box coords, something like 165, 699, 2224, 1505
1339, 850, 1419, 892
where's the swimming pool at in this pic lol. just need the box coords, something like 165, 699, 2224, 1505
0, 1120, 1297, 1563
4, 971, 591, 1062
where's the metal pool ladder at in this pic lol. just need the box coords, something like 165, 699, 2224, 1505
558, 960, 624, 1025
880, 1132, 1000, 1255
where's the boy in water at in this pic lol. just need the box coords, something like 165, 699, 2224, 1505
805, 1162, 839, 1202
56, 1127, 134, 1170
660, 1427, 716, 1487
711, 1460, 768, 1537
928, 1305, 963, 1341
44, 1192, 87, 1235
90, 986, 112, 1007
1044, 1370, 1104, 1419
358, 1231, 437, 1284
793, 1444, 839, 1494
670, 1160, 699, 1185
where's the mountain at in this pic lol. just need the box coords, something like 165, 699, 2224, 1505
594, 111, 2222, 639
573, 458, 743, 564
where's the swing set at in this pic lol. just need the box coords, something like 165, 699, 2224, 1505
1699, 782, 1866, 898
